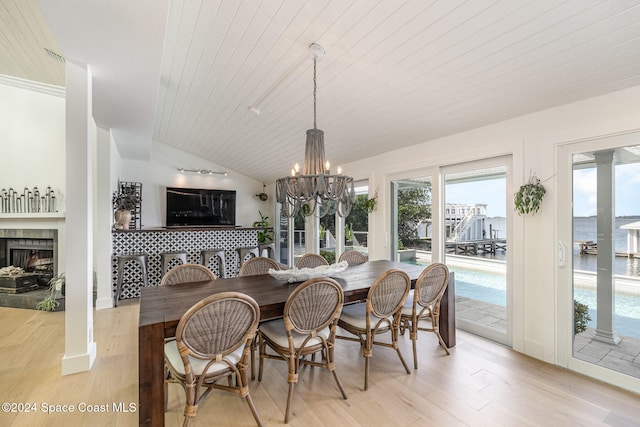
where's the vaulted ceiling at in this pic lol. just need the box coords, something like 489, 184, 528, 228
4, 1, 640, 183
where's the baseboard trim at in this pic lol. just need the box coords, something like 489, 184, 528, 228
62, 342, 97, 375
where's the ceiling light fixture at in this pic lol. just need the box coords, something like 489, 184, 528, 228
276, 43, 355, 218
178, 168, 228, 176
43, 47, 65, 63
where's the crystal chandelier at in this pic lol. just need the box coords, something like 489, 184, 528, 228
276, 43, 355, 218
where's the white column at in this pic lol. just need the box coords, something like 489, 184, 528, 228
626, 229, 639, 255
305, 214, 320, 254
94, 127, 113, 309
593, 150, 620, 345
431, 170, 443, 263
287, 217, 295, 268
62, 61, 97, 374
335, 213, 345, 259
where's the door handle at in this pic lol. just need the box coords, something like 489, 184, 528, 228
558, 241, 566, 267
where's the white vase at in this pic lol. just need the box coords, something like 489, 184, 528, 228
114, 209, 132, 230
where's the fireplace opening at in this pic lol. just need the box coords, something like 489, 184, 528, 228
0, 232, 58, 291
12, 248, 54, 275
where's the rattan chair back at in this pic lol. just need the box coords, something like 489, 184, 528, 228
415, 263, 449, 308
295, 253, 329, 269
284, 277, 343, 334
367, 269, 411, 319
338, 250, 367, 266
160, 263, 216, 286
238, 256, 281, 277
177, 291, 259, 360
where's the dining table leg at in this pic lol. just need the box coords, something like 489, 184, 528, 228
439, 272, 456, 348
139, 322, 166, 426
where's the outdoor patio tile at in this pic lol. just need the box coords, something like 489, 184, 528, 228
617, 336, 640, 354
599, 355, 640, 378
607, 350, 636, 362
574, 352, 603, 364
477, 316, 503, 326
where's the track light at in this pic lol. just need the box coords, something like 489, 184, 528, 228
178, 168, 228, 176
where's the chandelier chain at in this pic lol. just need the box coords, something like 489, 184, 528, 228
313, 57, 317, 130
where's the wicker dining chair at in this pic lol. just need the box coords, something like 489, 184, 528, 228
337, 269, 411, 391
258, 277, 347, 423
238, 256, 281, 277
160, 263, 216, 286
295, 253, 329, 269
164, 292, 263, 427
237, 256, 281, 379
338, 250, 367, 266
399, 263, 450, 369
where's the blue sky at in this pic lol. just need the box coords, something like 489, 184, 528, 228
445, 178, 506, 217
444, 163, 640, 218
573, 163, 640, 217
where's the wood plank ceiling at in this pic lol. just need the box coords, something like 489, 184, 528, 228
0, 0, 64, 86
5, 1, 640, 183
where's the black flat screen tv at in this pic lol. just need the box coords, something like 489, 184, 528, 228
166, 187, 236, 227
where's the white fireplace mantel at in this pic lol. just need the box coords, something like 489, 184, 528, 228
0, 212, 65, 220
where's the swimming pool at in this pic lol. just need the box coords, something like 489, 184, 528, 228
449, 266, 640, 339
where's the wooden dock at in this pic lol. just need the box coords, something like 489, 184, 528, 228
446, 239, 507, 255
575, 240, 640, 258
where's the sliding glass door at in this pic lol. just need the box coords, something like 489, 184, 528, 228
443, 158, 510, 345
559, 137, 640, 382
391, 176, 433, 265
391, 156, 512, 345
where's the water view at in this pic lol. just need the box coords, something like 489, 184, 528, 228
472, 216, 640, 276
573, 216, 640, 275
412, 215, 640, 339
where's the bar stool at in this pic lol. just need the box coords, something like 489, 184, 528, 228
160, 251, 188, 274
236, 246, 259, 270
200, 248, 227, 278
258, 242, 276, 260
115, 253, 149, 307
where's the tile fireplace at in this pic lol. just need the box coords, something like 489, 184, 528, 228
0, 228, 58, 292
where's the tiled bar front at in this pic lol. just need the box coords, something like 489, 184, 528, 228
112, 227, 258, 300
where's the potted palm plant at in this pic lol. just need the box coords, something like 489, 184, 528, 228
345, 223, 354, 245
253, 211, 272, 243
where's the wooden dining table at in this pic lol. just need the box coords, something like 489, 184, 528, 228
138, 259, 455, 426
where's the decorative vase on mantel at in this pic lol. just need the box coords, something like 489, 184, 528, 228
114, 209, 132, 230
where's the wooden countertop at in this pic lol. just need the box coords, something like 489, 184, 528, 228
113, 226, 269, 233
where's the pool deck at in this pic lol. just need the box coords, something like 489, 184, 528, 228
459, 296, 640, 379
574, 327, 640, 378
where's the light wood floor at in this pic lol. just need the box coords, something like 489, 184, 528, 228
1, 303, 639, 427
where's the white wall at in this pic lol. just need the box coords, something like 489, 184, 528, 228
341, 84, 640, 388
0, 79, 67, 275
118, 142, 266, 228
0, 79, 66, 205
